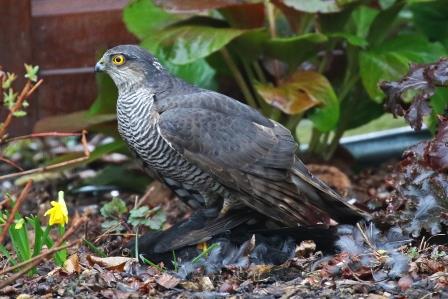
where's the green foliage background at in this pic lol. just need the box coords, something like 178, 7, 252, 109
39, 0, 448, 160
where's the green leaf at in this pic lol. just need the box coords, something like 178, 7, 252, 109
30, 216, 44, 257
280, 0, 357, 13
123, 0, 179, 39
100, 197, 128, 218
141, 40, 216, 89
367, 1, 405, 46
0, 244, 17, 266
88, 73, 118, 116
24, 64, 39, 82
145, 24, 249, 65
343, 88, 385, 130
129, 206, 149, 219
360, 34, 446, 102
328, 32, 368, 47
2, 72, 17, 89
263, 33, 328, 67
348, 5, 379, 39
34, 110, 116, 133
44, 141, 126, 170
411, 0, 448, 49
83, 239, 107, 257
85, 165, 151, 193
142, 210, 166, 230
319, 7, 355, 33
12, 111, 27, 117
101, 219, 125, 232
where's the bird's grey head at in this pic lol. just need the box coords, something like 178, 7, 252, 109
95, 45, 165, 90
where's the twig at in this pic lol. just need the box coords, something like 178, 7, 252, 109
356, 223, 376, 251
0, 214, 87, 289
0, 130, 90, 181
0, 180, 32, 245
0, 156, 23, 171
0, 241, 76, 276
5, 132, 82, 143
0, 197, 11, 210
0, 79, 43, 139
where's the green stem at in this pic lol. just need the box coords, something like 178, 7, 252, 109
242, 60, 270, 115
318, 41, 336, 74
285, 114, 302, 132
252, 61, 267, 84
269, 108, 282, 121
308, 128, 321, 153
57, 225, 67, 264
220, 48, 258, 108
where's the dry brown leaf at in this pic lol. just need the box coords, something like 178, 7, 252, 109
63, 254, 81, 274
87, 255, 135, 272
156, 273, 181, 289
295, 240, 316, 257
198, 276, 214, 291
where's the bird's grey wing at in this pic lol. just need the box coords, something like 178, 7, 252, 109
157, 94, 366, 225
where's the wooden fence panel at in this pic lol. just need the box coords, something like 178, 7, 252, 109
1, 0, 136, 135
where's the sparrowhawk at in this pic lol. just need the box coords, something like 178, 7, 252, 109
95, 45, 366, 251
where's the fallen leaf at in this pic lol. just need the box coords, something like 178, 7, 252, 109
198, 276, 214, 291
87, 255, 135, 272
63, 254, 81, 274
398, 275, 413, 291
156, 273, 181, 289
295, 240, 317, 257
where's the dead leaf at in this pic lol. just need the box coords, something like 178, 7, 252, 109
255, 71, 335, 115
398, 275, 413, 291
63, 254, 81, 274
87, 255, 135, 272
179, 281, 201, 291
198, 276, 214, 291
156, 273, 180, 289
295, 240, 316, 257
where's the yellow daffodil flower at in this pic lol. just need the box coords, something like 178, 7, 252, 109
44, 191, 68, 226
14, 218, 25, 230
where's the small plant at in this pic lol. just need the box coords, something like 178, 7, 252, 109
0, 64, 42, 139
128, 206, 166, 231
0, 190, 70, 273
100, 197, 128, 233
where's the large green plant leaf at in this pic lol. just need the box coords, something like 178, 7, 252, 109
144, 24, 249, 65
123, 0, 180, 39
360, 34, 446, 102
255, 71, 339, 132
280, 0, 357, 13
367, 1, 405, 46
88, 73, 118, 116
34, 111, 116, 133
411, 0, 448, 49
141, 38, 216, 89
263, 33, 328, 67
348, 5, 379, 39
154, 0, 262, 12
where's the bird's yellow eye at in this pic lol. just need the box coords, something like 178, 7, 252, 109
112, 54, 125, 66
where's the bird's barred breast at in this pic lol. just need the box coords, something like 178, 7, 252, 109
116, 92, 222, 201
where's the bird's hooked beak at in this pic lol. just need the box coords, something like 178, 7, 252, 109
95, 58, 105, 73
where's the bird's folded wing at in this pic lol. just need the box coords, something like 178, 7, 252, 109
157, 93, 366, 225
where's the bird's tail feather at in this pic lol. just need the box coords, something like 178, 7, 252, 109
290, 160, 369, 224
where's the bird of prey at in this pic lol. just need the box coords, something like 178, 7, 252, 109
95, 45, 366, 251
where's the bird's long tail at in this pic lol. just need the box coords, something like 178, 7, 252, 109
290, 159, 368, 225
